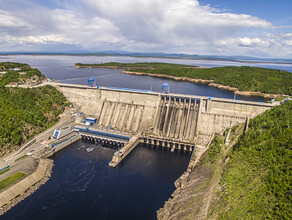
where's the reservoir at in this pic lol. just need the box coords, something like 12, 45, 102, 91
0, 55, 290, 219
2, 55, 292, 101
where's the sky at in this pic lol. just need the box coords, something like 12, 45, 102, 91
0, 0, 292, 58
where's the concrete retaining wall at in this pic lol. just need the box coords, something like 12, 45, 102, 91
201, 98, 270, 117
42, 135, 81, 158
0, 159, 52, 207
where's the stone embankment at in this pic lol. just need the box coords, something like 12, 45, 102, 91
74, 65, 119, 69
0, 159, 53, 215
208, 83, 280, 99
122, 71, 281, 99
122, 70, 213, 85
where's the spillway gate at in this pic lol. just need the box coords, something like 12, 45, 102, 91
154, 95, 200, 142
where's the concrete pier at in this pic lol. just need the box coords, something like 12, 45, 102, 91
109, 134, 141, 167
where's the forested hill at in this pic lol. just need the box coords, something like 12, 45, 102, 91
0, 62, 69, 155
214, 101, 292, 219
0, 62, 45, 87
76, 62, 292, 96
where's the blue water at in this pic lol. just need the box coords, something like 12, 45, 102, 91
1, 55, 292, 101
2, 141, 190, 220
1, 54, 292, 72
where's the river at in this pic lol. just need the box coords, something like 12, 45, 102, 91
2, 141, 190, 220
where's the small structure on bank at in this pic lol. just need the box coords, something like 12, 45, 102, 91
85, 117, 97, 126
160, 83, 169, 94
52, 127, 72, 139
88, 77, 96, 87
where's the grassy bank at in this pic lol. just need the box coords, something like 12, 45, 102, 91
212, 101, 292, 219
0, 172, 27, 191
157, 125, 244, 220
0, 168, 11, 176
76, 62, 292, 96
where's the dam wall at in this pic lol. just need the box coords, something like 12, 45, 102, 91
56, 83, 273, 148
154, 96, 200, 141
57, 84, 159, 132
196, 97, 270, 146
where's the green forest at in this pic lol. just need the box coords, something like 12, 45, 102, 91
76, 62, 195, 69
215, 101, 292, 219
0, 62, 68, 154
76, 62, 292, 96
0, 62, 30, 71
0, 62, 45, 86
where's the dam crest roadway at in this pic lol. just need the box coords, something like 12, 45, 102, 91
53, 82, 274, 167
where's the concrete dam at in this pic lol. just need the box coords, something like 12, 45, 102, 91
56, 83, 273, 167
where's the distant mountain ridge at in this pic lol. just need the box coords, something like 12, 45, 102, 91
1, 51, 292, 64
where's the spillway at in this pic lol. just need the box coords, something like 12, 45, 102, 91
154, 95, 200, 141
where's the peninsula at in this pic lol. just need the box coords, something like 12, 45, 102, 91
75, 62, 292, 99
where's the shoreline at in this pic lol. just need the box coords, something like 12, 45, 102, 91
75, 65, 283, 99
74, 64, 119, 70
0, 159, 53, 215
122, 71, 282, 99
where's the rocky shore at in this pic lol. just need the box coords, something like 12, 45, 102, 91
74, 64, 119, 70
122, 70, 281, 99
157, 126, 243, 219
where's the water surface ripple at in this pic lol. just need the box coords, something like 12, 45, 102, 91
3, 141, 191, 219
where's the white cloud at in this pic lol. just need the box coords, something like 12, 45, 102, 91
236, 37, 270, 47
0, 10, 29, 28
81, 0, 272, 44
283, 40, 292, 46
236, 33, 292, 49
0, 0, 291, 58
18, 35, 75, 44
0, 34, 75, 47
